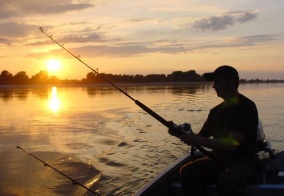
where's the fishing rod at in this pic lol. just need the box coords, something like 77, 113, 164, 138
39, 27, 214, 160
16, 146, 99, 196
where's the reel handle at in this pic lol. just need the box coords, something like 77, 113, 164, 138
168, 122, 193, 136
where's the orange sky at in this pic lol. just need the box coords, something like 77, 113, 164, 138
0, 0, 284, 80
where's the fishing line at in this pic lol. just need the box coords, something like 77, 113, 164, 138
39, 27, 215, 160
16, 146, 99, 196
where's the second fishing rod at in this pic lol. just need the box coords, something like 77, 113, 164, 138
39, 27, 214, 160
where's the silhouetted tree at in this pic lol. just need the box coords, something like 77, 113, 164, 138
14, 71, 29, 84
144, 74, 167, 82
0, 70, 13, 84
134, 74, 144, 82
184, 70, 202, 81
86, 72, 96, 82
167, 70, 202, 82
30, 70, 49, 84
167, 71, 186, 82
49, 76, 60, 84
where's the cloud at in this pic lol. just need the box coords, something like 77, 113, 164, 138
0, 22, 38, 38
27, 33, 278, 59
192, 10, 258, 31
58, 33, 105, 43
30, 32, 106, 46
26, 39, 189, 59
0, 37, 11, 45
129, 18, 162, 23
193, 15, 235, 31
29, 25, 112, 46
0, 0, 94, 19
231, 34, 277, 46
89, 34, 278, 56
237, 11, 258, 23
198, 34, 278, 49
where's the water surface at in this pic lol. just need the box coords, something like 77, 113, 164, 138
0, 83, 283, 195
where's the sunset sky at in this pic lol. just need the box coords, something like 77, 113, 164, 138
0, 0, 283, 80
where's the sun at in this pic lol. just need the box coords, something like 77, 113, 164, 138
46, 59, 61, 73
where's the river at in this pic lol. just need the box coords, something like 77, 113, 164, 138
0, 83, 283, 195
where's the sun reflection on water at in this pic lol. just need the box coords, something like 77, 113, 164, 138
49, 87, 60, 113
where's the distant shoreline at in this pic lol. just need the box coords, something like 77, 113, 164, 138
1, 69, 283, 85
0, 81, 283, 88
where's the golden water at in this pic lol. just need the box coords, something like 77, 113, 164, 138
0, 83, 283, 195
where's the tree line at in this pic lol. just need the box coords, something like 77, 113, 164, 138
0, 69, 283, 85
83, 70, 204, 83
0, 69, 205, 84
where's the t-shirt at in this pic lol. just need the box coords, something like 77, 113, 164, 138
199, 94, 259, 163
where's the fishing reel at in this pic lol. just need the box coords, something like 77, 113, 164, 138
168, 122, 193, 137
179, 123, 193, 134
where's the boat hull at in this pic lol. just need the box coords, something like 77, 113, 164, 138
134, 151, 284, 196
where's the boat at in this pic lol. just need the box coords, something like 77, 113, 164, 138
134, 123, 284, 196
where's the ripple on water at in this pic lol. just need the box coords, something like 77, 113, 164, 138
118, 141, 130, 147
105, 161, 127, 167
0, 150, 101, 196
